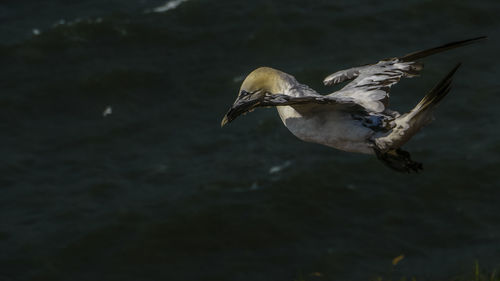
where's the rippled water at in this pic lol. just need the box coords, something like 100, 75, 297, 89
1, 1, 500, 280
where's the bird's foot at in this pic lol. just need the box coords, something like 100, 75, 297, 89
374, 147, 423, 173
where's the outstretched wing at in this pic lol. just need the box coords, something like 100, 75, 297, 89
221, 91, 364, 126
326, 59, 423, 112
260, 92, 362, 110
323, 36, 486, 113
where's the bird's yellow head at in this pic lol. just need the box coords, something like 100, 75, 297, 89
221, 67, 286, 127
239, 67, 285, 94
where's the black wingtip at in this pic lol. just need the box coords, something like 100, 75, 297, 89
400, 36, 487, 62
445, 62, 462, 79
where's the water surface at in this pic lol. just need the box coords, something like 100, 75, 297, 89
1, 1, 500, 280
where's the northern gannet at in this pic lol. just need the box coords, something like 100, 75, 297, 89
221, 37, 486, 172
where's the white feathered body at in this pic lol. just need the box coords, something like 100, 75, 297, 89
277, 105, 375, 154
275, 75, 376, 154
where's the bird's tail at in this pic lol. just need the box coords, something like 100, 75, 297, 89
373, 63, 461, 172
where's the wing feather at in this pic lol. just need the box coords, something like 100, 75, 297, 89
328, 59, 423, 112
323, 65, 366, 86
323, 36, 486, 113
260, 93, 365, 111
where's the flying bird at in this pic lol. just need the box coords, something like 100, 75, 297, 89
221, 37, 486, 172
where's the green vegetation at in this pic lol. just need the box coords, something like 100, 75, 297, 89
294, 262, 500, 281
377, 261, 500, 281
464, 261, 499, 281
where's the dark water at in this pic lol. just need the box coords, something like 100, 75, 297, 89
1, 1, 500, 280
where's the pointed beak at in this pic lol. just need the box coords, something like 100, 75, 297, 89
220, 92, 261, 127
221, 115, 230, 127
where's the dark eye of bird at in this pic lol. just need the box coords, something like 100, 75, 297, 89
239, 90, 251, 97
240, 89, 262, 98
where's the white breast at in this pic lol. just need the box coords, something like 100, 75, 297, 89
276, 105, 375, 154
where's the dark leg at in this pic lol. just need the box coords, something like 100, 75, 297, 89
374, 147, 423, 173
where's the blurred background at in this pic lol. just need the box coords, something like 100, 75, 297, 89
1, 1, 499, 280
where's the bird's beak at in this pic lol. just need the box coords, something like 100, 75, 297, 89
221, 115, 230, 127
221, 91, 261, 127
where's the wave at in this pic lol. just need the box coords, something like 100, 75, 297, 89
146, 0, 189, 13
